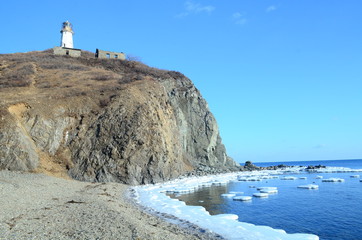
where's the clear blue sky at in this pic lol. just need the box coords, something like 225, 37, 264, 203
1, 1, 362, 163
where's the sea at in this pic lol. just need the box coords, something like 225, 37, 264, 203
166, 159, 362, 240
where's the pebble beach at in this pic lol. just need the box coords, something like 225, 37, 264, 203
0, 171, 220, 240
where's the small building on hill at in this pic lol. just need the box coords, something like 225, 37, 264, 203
53, 46, 81, 57
96, 49, 126, 60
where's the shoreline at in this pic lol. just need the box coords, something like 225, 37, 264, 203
134, 165, 361, 239
0, 170, 220, 240
2, 165, 360, 239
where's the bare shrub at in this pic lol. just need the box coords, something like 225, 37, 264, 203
126, 54, 142, 62
0, 63, 35, 88
91, 74, 114, 81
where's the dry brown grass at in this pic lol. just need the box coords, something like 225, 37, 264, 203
0, 49, 186, 111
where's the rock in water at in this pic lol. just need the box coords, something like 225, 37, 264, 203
0, 51, 239, 184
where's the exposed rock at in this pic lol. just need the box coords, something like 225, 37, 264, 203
243, 161, 260, 171
0, 51, 239, 184
306, 164, 326, 170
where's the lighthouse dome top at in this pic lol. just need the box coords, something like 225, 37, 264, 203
61, 21, 73, 33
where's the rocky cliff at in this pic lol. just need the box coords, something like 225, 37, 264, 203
0, 50, 239, 184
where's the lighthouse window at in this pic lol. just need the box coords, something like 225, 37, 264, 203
66, 50, 69, 55
106, 53, 110, 59
114, 54, 118, 59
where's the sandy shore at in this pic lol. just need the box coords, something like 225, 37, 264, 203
0, 171, 221, 240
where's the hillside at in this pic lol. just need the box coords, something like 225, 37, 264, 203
0, 50, 239, 185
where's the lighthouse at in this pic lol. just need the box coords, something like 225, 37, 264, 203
54, 21, 81, 57
60, 21, 74, 48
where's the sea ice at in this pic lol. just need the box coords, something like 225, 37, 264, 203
281, 176, 297, 180
211, 180, 229, 185
238, 177, 262, 181
253, 192, 269, 198
299, 177, 307, 180
233, 196, 252, 201
315, 176, 323, 179
260, 189, 278, 194
200, 182, 213, 187
308, 166, 362, 173
229, 191, 244, 196
221, 193, 236, 198
322, 178, 345, 182
257, 187, 277, 191
297, 184, 319, 189
350, 175, 360, 178
134, 172, 319, 240
171, 188, 194, 193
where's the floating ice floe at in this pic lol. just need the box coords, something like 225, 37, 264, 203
221, 193, 236, 198
134, 172, 319, 240
360, 179, 362, 182
315, 176, 323, 179
233, 196, 252, 201
350, 175, 360, 178
260, 189, 278, 194
253, 192, 269, 198
238, 177, 262, 181
281, 176, 297, 180
229, 191, 244, 196
257, 187, 278, 194
299, 177, 307, 180
297, 184, 319, 189
308, 167, 362, 173
257, 187, 277, 191
322, 178, 345, 182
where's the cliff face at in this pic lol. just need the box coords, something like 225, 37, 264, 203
0, 51, 238, 184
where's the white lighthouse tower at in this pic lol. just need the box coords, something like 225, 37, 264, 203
60, 21, 74, 48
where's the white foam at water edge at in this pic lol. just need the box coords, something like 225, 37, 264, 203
133, 170, 319, 240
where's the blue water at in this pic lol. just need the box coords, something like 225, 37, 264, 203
171, 159, 362, 240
